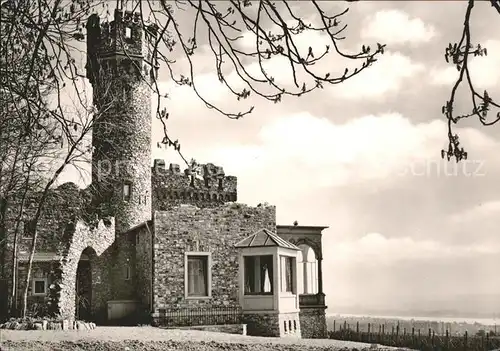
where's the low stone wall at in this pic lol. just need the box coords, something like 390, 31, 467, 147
243, 313, 280, 337
243, 312, 302, 338
0, 319, 96, 331
174, 324, 247, 335
299, 307, 327, 339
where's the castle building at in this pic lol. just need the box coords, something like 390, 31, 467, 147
2, 7, 328, 338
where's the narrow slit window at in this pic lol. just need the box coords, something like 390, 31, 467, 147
123, 183, 131, 202
125, 27, 132, 39
124, 264, 131, 280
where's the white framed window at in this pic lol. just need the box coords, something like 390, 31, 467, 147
32, 278, 48, 296
185, 252, 212, 299
244, 255, 273, 295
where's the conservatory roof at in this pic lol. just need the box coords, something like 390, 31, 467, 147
235, 228, 300, 250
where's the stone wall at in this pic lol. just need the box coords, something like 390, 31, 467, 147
243, 312, 301, 337
177, 324, 247, 335
133, 223, 153, 322
6, 183, 91, 255
152, 161, 237, 211
152, 203, 275, 319
58, 218, 116, 321
299, 307, 327, 339
15, 261, 55, 316
1, 183, 94, 314
243, 313, 280, 337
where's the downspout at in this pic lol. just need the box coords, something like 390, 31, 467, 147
144, 221, 154, 318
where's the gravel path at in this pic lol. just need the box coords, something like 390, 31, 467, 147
0, 326, 408, 350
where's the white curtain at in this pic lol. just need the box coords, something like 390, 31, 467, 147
263, 265, 272, 293
188, 257, 206, 295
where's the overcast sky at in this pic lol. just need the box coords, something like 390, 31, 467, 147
61, 1, 500, 313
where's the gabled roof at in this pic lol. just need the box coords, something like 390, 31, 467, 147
235, 228, 300, 250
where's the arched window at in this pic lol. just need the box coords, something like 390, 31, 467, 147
297, 244, 318, 294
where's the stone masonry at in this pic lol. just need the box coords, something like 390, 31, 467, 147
87, 10, 155, 235
57, 218, 115, 320
152, 160, 237, 211
299, 308, 328, 339
151, 203, 276, 319
1, 183, 115, 316
243, 312, 301, 337
131, 222, 153, 322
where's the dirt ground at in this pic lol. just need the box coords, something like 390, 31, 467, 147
0, 326, 408, 351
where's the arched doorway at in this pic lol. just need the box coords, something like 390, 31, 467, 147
297, 244, 318, 295
75, 247, 96, 321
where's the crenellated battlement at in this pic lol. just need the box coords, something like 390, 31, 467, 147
86, 9, 158, 84
151, 159, 238, 211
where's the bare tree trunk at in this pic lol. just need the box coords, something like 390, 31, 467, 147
10, 182, 31, 317
21, 136, 87, 318
22, 226, 36, 318
0, 198, 8, 320
1, 131, 26, 318
10, 207, 19, 317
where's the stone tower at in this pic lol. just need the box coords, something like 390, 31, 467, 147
86, 6, 157, 234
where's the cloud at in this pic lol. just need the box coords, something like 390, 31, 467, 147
159, 50, 425, 123
361, 9, 437, 45
449, 200, 500, 224
332, 51, 425, 100
162, 14, 427, 106
190, 111, 499, 209
430, 39, 500, 89
331, 232, 500, 265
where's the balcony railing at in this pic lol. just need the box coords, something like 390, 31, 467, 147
153, 306, 243, 327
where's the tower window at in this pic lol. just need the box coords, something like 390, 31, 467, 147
125, 27, 132, 39
123, 183, 132, 202
124, 263, 131, 280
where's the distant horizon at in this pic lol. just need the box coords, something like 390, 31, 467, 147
327, 309, 500, 324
